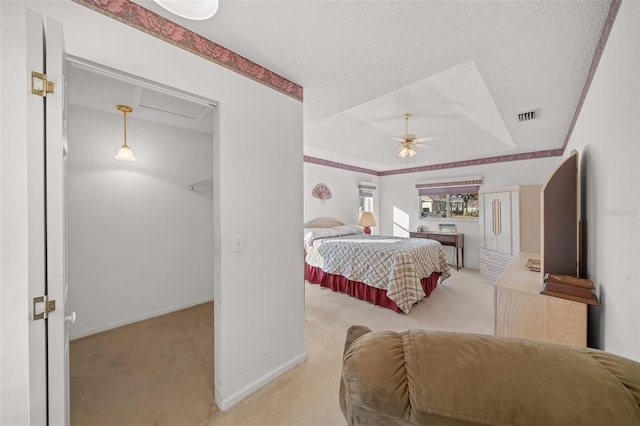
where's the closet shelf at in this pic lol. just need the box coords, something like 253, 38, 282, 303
186, 178, 213, 192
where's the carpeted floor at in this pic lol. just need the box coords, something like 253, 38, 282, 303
70, 267, 495, 425
70, 302, 215, 425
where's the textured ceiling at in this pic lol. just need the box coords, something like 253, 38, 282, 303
67, 63, 214, 134
77, 0, 614, 172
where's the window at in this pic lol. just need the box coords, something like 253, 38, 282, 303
359, 193, 373, 215
420, 192, 479, 218
420, 193, 448, 218
416, 177, 482, 220
358, 183, 376, 216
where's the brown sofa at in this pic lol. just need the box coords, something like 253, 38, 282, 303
340, 325, 640, 425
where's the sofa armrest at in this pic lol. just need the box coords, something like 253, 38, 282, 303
587, 348, 640, 410
339, 325, 372, 420
342, 325, 372, 357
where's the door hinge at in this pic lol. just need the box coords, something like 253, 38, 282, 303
31, 71, 54, 97
33, 295, 56, 321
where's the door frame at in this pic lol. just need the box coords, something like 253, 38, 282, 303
63, 54, 219, 421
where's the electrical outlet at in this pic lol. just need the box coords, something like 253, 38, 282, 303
232, 234, 244, 252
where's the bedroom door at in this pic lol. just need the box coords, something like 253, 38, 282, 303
26, 10, 70, 425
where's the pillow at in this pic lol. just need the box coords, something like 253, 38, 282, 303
303, 225, 363, 240
303, 225, 364, 249
305, 218, 344, 228
303, 227, 339, 240
332, 225, 364, 236
303, 228, 339, 251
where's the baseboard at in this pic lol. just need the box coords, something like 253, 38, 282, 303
69, 297, 214, 340
215, 351, 307, 411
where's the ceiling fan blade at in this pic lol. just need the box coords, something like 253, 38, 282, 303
415, 134, 446, 143
384, 115, 445, 157
374, 142, 403, 150
414, 142, 441, 149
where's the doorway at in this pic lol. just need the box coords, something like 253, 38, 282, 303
65, 58, 216, 423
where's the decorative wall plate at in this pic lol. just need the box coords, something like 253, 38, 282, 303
312, 183, 332, 201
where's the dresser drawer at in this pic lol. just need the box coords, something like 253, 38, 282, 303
479, 249, 513, 267
479, 249, 514, 282
480, 260, 507, 282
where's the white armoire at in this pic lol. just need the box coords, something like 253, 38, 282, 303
478, 185, 541, 281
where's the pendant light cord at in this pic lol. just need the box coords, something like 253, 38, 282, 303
123, 110, 128, 148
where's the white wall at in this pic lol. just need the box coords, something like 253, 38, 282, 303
379, 157, 558, 268
304, 162, 380, 229
563, 0, 640, 360
1, 1, 303, 423
67, 105, 214, 339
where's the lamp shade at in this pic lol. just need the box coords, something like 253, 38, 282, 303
359, 212, 376, 227
153, 0, 219, 20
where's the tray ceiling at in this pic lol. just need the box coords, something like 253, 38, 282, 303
74, 0, 615, 172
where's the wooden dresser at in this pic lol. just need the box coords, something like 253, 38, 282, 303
495, 253, 587, 346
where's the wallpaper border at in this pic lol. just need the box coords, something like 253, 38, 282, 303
72, 0, 303, 101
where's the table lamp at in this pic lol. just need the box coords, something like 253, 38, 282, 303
358, 212, 377, 234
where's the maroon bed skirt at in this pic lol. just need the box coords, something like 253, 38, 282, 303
305, 263, 440, 312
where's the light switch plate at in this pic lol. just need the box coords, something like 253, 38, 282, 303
232, 234, 244, 252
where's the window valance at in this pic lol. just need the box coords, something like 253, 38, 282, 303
358, 182, 377, 197
418, 185, 480, 196
415, 175, 482, 192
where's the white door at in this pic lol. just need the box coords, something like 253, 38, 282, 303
482, 191, 514, 254
26, 11, 70, 425
26, 10, 48, 425
45, 16, 70, 426
481, 193, 496, 250
495, 191, 512, 254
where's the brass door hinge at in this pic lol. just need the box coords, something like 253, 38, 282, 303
31, 71, 54, 97
33, 295, 56, 321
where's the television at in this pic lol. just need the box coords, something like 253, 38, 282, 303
541, 150, 580, 277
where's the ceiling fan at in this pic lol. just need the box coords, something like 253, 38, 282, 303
391, 113, 445, 158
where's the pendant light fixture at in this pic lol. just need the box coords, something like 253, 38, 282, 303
153, 0, 219, 20
114, 105, 136, 161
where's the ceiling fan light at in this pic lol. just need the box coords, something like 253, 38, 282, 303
153, 0, 219, 20
408, 148, 417, 157
399, 147, 409, 158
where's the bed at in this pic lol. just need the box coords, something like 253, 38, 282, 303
304, 219, 451, 313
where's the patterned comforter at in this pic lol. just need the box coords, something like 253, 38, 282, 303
305, 234, 451, 313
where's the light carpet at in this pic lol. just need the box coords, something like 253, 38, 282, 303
70, 268, 495, 425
